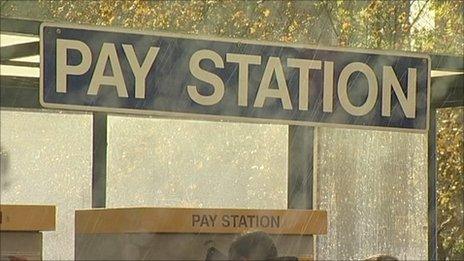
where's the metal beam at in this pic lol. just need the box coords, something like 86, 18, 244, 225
288, 125, 314, 209
431, 75, 464, 108
0, 17, 41, 35
431, 54, 464, 72
0, 75, 38, 88
0, 76, 40, 108
92, 112, 108, 208
428, 108, 438, 261
0, 60, 39, 67
0, 41, 39, 61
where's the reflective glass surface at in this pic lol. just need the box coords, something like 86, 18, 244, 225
0, 110, 92, 260
315, 127, 428, 260
107, 115, 288, 209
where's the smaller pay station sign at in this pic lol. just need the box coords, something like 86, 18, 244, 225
40, 23, 430, 132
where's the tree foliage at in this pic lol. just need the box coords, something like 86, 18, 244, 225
1, 0, 462, 54
437, 107, 464, 260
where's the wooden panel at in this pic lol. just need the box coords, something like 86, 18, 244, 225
0, 232, 42, 260
75, 233, 313, 260
0, 205, 56, 231
76, 207, 327, 235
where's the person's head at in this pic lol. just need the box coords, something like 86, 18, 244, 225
228, 231, 278, 260
364, 254, 398, 261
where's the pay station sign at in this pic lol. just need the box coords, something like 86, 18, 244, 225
40, 23, 430, 132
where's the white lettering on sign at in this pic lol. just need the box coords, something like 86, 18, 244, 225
323, 61, 334, 113
88, 43, 128, 97
122, 44, 160, 99
254, 57, 292, 110
287, 58, 322, 110
187, 49, 225, 106
337, 62, 378, 116
56, 40, 159, 99
226, 53, 261, 107
54, 39, 419, 119
56, 39, 92, 93
186, 50, 417, 116
382, 67, 417, 118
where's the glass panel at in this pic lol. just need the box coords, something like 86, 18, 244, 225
315, 127, 427, 260
0, 109, 92, 260
107, 115, 288, 209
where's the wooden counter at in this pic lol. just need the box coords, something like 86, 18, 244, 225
0, 205, 56, 261
75, 207, 327, 260
0, 205, 55, 231
76, 207, 327, 235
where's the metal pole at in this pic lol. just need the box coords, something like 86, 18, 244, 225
428, 108, 438, 260
92, 112, 107, 208
287, 125, 314, 210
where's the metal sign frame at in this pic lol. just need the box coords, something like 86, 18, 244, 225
39, 22, 431, 133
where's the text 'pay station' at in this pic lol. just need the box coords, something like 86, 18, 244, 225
41, 24, 429, 131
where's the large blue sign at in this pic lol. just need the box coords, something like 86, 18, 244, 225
40, 23, 430, 132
